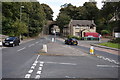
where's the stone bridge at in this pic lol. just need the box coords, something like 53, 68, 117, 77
42, 21, 59, 35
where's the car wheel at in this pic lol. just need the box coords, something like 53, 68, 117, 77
18, 43, 20, 46
12, 44, 15, 47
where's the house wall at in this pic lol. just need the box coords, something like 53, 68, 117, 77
72, 26, 96, 37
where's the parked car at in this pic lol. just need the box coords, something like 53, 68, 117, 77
65, 38, 78, 45
3, 37, 20, 47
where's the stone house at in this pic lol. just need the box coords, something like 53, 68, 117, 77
63, 20, 96, 37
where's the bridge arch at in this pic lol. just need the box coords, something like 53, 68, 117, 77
43, 21, 60, 35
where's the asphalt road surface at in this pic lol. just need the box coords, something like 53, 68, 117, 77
2, 35, 120, 79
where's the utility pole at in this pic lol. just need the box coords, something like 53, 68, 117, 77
20, 6, 24, 40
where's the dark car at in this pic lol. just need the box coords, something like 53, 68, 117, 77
65, 38, 78, 45
3, 37, 20, 47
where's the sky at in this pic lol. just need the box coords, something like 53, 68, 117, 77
37, 0, 104, 20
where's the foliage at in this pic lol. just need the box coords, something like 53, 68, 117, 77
2, 2, 52, 37
108, 38, 120, 44
56, 13, 71, 34
57, 2, 119, 35
41, 4, 53, 20
67, 35, 81, 40
101, 30, 109, 35
12, 19, 28, 36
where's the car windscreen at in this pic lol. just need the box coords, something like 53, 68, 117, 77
5, 37, 16, 41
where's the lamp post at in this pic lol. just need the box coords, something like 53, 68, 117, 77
20, 6, 24, 40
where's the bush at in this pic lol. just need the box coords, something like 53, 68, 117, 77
101, 30, 109, 35
108, 38, 120, 44
67, 35, 81, 40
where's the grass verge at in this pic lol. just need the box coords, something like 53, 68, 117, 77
99, 42, 120, 49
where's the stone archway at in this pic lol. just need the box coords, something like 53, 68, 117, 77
43, 21, 60, 35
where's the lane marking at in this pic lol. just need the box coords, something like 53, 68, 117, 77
97, 56, 119, 65
31, 66, 35, 69
33, 63, 37, 66
34, 61, 38, 64
28, 44, 35, 47
35, 42, 39, 44
97, 65, 120, 68
25, 74, 31, 78
24, 55, 43, 79
40, 64, 43, 67
28, 70, 33, 74
36, 71, 41, 74
35, 75, 41, 79
38, 67, 42, 70
17, 47, 26, 52
43, 61, 77, 65
35, 55, 40, 61
40, 61, 44, 64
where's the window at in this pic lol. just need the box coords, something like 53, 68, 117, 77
75, 26, 80, 29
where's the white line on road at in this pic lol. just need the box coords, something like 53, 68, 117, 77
28, 70, 33, 74
17, 47, 26, 52
28, 44, 35, 47
35, 75, 41, 79
35, 42, 39, 44
97, 65, 120, 68
35, 55, 40, 61
36, 71, 41, 74
25, 74, 31, 78
43, 61, 77, 65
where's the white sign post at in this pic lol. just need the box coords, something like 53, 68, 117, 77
53, 30, 56, 42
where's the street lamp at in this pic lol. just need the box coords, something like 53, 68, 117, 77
20, 6, 24, 40
20, 6, 24, 22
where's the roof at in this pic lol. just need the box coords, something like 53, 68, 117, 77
70, 20, 96, 27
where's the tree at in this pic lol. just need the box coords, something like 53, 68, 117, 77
56, 13, 71, 34
2, 2, 47, 37
12, 19, 28, 36
41, 4, 53, 20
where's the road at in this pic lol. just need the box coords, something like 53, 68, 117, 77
2, 35, 120, 79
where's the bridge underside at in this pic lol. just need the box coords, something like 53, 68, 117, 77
43, 21, 60, 35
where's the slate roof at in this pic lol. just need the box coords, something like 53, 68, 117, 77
70, 20, 96, 26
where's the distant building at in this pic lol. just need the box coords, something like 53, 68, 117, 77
63, 20, 96, 37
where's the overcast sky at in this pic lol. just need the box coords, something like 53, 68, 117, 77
37, 0, 104, 20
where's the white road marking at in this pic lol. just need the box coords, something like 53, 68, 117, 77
33, 63, 37, 66
35, 42, 39, 44
40, 64, 43, 67
31, 66, 35, 69
35, 55, 40, 61
97, 65, 120, 68
28, 70, 33, 74
34, 61, 38, 64
25, 74, 31, 78
36, 71, 41, 74
44, 61, 77, 65
40, 61, 44, 64
35, 75, 41, 79
28, 44, 35, 47
17, 47, 26, 52
38, 67, 42, 70
97, 56, 119, 64
24, 55, 42, 79
65, 76, 76, 78
59, 62, 77, 65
